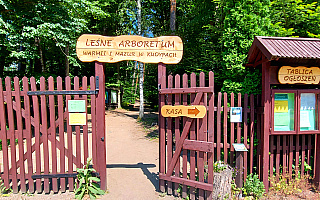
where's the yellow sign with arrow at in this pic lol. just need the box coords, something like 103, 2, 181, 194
161, 105, 206, 118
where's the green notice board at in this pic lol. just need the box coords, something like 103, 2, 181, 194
68, 100, 86, 113
274, 93, 294, 131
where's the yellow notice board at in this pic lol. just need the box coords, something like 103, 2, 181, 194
69, 113, 87, 125
274, 100, 288, 112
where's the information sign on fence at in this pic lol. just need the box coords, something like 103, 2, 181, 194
161, 105, 206, 118
76, 34, 183, 64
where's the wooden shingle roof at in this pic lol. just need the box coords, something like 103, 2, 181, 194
247, 36, 320, 67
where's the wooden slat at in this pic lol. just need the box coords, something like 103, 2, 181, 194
223, 93, 228, 163
82, 77, 89, 166
237, 93, 242, 143
217, 92, 222, 161
48, 77, 58, 192
158, 63, 166, 192
14, 77, 27, 193
66, 77, 74, 191
167, 75, 173, 195
74, 77, 81, 169
230, 93, 235, 165
57, 76, 66, 192
183, 140, 213, 152
295, 135, 300, 177
173, 74, 180, 196
159, 87, 213, 94
207, 71, 214, 200
301, 135, 306, 175
289, 135, 293, 177
198, 72, 206, 200
5, 77, 18, 193
190, 73, 196, 200
283, 135, 287, 175
159, 174, 213, 191
40, 77, 50, 193
90, 76, 97, 166
30, 77, 42, 193
22, 77, 34, 193
182, 73, 188, 198
243, 94, 248, 180
250, 94, 254, 175
0, 78, 10, 189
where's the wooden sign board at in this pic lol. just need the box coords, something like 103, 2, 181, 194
69, 113, 87, 125
161, 105, 206, 118
68, 100, 86, 112
278, 66, 320, 84
76, 34, 183, 64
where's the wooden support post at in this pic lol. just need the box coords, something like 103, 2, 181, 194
95, 62, 107, 191
235, 151, 244, 189
314, 134, 320, 189
261, 58, 271, 191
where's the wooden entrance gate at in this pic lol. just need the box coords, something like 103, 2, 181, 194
0, 62, 106, 193
158, 63, 215, 199
158, 64, 258, 200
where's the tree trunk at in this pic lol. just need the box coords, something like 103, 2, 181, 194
137, 0, 144, 119
212, 166, 232, 200
65, 44, 70, 77
170, 0, 176, 33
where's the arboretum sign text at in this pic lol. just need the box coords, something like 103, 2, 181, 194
76, 34, 183, 64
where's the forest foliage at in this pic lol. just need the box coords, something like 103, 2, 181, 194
0, 0, 319, 107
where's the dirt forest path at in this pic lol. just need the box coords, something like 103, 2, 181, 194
103, 109, 176, 200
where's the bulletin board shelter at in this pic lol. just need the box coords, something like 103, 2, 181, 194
246, 36, 320, 189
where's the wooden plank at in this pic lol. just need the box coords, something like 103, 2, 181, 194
283, 135, 287, 175
230, 93, 235, 165
48, 77, 58, 192
217, 92, 222, 161
57, 76, 66, 192
82, 77, 89, 166
190, 73, 196, 200
174, 74, 180, 196
183, 140, 213, 152
301, 135, 306, 175
5, 77, 18, 193
307, 135, 311, 175
276, 136, 280, 178
159, 87, 213, 94
207, 71, 214, 200
22, 77, 34, 193
249, 94, 254, 175
76, 34, 183, 64
243, 94, 248, 180
198, 72, 206, 200
40, 77, 50, 193
288, 135, 293, 177
237, 93, 242, 143
90, 76, 97, 166
295, 135, 300, 177
14, 77, 27, 193
167, 74, 173, 195
182, 73, 188, 198
0, 78, 10, 189
269, 136, 274, 178
30, 77, 42, 193
66, 76, 74, 191
159, 174, 213, 191
223, 92, 228, 163
158, 63, 166, 192
74, 77, 81, 169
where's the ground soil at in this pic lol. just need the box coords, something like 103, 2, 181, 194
3, 108, 178, 200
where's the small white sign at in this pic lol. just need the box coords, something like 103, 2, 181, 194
232, 143, 248, 152
230, 107, 242, 123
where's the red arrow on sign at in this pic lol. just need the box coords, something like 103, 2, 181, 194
188, 107, 200, 116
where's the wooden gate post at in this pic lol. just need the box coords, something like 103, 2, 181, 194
95, 62, 107, 190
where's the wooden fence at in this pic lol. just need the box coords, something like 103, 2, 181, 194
158, 66, 258, 199
0, 76, 101, 193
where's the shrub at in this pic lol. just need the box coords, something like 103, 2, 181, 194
243, 173, 265, 199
